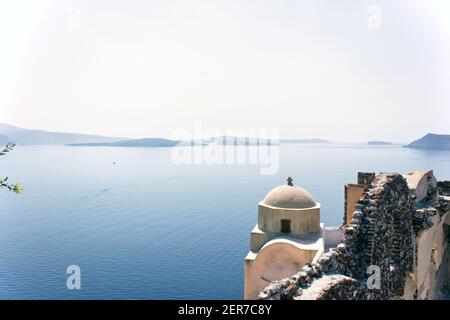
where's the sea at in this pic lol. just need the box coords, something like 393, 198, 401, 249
1, 144, 449, 299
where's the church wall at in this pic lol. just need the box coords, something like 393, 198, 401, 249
343, 184, 366, 226
244, 242, 318, 299
258, 204, 320, 235
249, 225, 273, 252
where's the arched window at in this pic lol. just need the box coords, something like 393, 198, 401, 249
280, 219, 291, 233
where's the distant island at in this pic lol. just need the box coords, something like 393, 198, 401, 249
67, 138, 180, 147
405, 133, 450, 150
67, 136, 335, 147
368, 141, 392, 145
210, 136, 276, 145
280, 139, 331, 144
0, 123, 364, 147
206, 137, 330, 145
0, 124, 336, 147
68, 136, 276, 147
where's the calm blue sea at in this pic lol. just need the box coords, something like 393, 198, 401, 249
0, 144, 449, 299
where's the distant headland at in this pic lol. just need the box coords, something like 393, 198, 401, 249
0, 123, 126, 145
405, 133, 450, 150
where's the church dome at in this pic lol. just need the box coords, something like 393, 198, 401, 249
262, 177, 316, 209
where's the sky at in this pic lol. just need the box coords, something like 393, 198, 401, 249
0, 0, 449, 142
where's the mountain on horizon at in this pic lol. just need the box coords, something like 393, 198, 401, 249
0, 123, 127, 145
405, 133, 450, 150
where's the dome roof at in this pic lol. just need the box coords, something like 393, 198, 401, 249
262, 177, 316, 209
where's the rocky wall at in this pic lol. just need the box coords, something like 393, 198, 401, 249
438, 181, 450, 196
357, 172, 376, 186
259, 173, 421, 300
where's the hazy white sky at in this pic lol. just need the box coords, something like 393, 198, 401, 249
0, 0, 449, 142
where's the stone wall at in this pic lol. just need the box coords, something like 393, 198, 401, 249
357, 172, 376, 186
438, 181, 450, 196
259, 172, 450, 300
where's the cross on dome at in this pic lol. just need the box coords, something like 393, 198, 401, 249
287, 177, 294, 186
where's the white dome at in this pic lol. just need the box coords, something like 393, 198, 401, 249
262, 178, 316, 209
